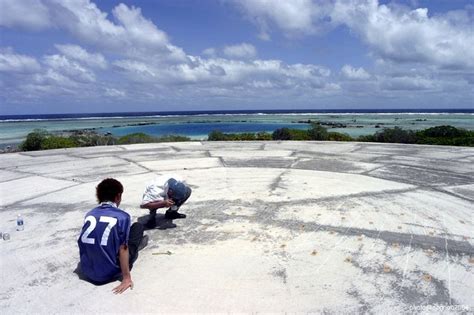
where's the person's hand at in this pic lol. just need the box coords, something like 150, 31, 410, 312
164, 199, 175, 207
112, 277, 133, 294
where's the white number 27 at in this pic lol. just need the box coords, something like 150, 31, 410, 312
81, 215, 118, 246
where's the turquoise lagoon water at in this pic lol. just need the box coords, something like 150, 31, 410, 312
1, 112, 473, 146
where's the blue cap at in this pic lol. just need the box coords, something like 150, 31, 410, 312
167, 178, 191, 206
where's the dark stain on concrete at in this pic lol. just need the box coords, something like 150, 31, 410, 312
395, 271, 454, 306
223, 157, 295, 168
162, 199, 473, 257
272, 268, 288, 284
293, 158, 367, 173
368, 165, 472, 187
47, 263, 58, 273
347, 287, 373, 314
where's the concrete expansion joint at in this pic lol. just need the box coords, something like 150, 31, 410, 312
17, 152, 45, 157
349, 145, 364, 153
0, 173, 30, 184
118, 157, 154, 172
288, 158, 301, 168
5, 182, 83, 208
218, 156, 226, 167
298, 187, 421, 204
269, 170, 288, 193
361, 165, 387, 175
3, 168, 48, 178
393, 163, 472, 178
65, 154, 90, 160
428, 187, 474, 203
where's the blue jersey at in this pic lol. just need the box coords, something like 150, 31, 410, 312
78, 203, 131, 282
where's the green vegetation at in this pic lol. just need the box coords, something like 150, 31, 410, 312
271, 123, 340, 141
357, 125, 474, 146
21, 129, 49, 151
210, 124, 474, 147
208, 130, 272, 141
116, 133, 190, 144
415, 125, 474, 146
20, 130, 191, 151
18, 124, 473, 152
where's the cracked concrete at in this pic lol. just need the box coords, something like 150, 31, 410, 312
0, 141, 473, 313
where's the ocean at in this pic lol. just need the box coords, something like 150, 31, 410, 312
1, 109, 473, 147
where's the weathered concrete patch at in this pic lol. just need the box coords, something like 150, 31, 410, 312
209, 149, 294, 158
368, 164, 472, 187
222, 156, 297, 168
441, 184, 474, 201
0, 170, 30, 182
0, 176, 77, 206
138, 157, 221, 171
292, 157, 380, 173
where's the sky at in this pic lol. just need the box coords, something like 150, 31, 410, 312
0, 0, 473, 114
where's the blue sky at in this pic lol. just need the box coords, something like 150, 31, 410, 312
0, 0, 473, 114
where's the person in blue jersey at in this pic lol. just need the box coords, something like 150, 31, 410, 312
78, 178, 147, 294
140, 174, 192, 229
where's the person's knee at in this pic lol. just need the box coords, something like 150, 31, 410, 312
131, 222, 144, 237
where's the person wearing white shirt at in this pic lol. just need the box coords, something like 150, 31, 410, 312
140, 174, 192, 228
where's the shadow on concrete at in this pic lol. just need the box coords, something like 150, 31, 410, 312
73, 262, 119, 286
137, 213, 177, 230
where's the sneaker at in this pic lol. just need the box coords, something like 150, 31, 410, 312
165, 210, 187, 220
138, 234, 149, 251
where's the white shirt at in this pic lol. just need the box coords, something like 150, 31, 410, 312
141, 174, 185, 205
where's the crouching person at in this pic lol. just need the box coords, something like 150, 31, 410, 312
78, 178, 148, 294
140, 174, 192, 228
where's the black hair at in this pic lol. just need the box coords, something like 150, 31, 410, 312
96, 178, 123, 203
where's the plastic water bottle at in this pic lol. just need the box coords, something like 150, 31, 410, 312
16, 214, 24, 231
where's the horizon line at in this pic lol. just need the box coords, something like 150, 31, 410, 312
1, 108, 473, 117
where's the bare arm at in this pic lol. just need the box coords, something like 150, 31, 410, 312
112, 244, 133, 294
140, 199, 174, 210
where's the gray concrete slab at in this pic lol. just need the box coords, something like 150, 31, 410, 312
0, 141, 473, 313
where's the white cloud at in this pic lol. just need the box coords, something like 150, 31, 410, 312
113, 59, 157, 80
1, 0, 187, 63
34, 68, 79, 89
330, 0, 474, 69
0, 48, 41, 73
379, 75, 435, 91
112, 54, 333, 93
104, 88, 126, 97
43, 54, 96, 83
55, 44, 107, 69
68, 1, 185, 62
202, 48, 217, 57
0, 0, 51, 30
223, 43, 257, 59
233, 0, 332, 39
341, 65, 370, 80
234, 0, 474, 70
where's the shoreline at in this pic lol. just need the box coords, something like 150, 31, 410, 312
3, 124, 473, 153
1, 112, 473, 149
